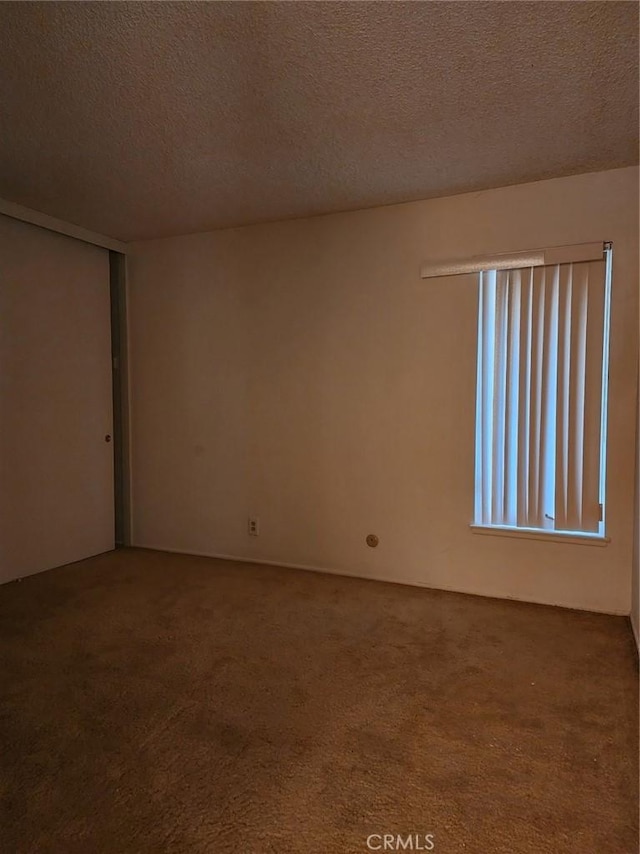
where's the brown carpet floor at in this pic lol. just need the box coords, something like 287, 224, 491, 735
0, 548, 637, 854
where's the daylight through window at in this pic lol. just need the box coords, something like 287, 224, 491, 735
474, 245, 612, 537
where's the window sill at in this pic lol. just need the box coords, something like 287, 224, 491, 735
470, 524, 610, 547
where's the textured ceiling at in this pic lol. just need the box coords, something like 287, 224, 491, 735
0, 1, 638, 242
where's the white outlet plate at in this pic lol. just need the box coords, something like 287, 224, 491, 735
248, 516, 260, 536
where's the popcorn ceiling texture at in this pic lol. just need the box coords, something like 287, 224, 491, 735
0, 1, 637, 242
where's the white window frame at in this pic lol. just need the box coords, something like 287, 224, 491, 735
419, 240, 612, 546
470, 244, 612, 544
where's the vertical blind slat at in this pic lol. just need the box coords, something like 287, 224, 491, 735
502, 271, 510, 524
528, 267, 545, 528
517, 268, 533, 526
474, 272, 485, 525
481, 271, 497, 524
540, 266, 559, 529
505, 270, 521, 526
582, 260, 606, 532
491, 273, 508, 524
564, 263, 588, 530
555, 265, 571, 530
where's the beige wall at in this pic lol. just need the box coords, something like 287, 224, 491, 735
128, 167, 639, 614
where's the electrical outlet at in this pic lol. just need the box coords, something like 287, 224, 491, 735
248, 516, 260, 536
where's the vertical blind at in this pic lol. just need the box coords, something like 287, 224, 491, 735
474, 251, 610, 534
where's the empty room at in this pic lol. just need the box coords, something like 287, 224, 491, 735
0, 2, 638, 852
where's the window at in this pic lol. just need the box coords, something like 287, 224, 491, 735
473, 244, 612, 538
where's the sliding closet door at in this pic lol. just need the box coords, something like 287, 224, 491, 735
0, 214, 114, 583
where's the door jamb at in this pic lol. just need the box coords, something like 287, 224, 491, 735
109, 251, 131, 547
